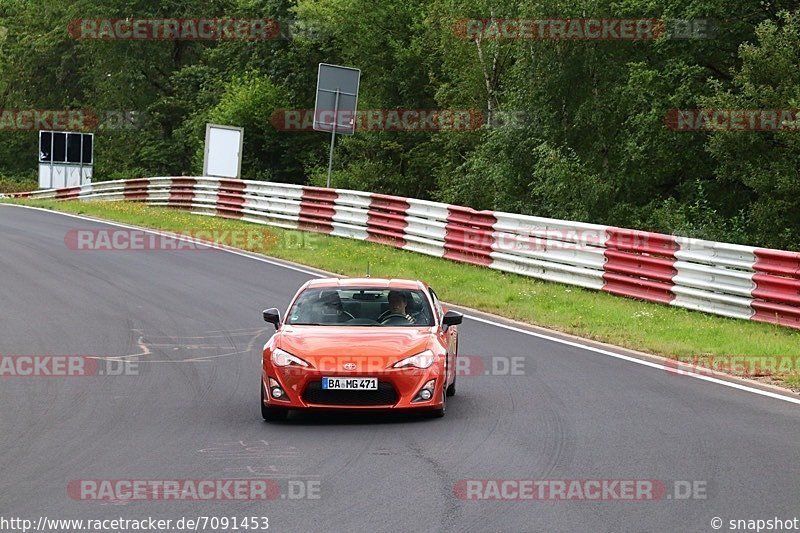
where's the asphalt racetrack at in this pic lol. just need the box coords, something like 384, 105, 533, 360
1, 204, 798, 532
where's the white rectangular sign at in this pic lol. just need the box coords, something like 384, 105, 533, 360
203, 124, 244, 179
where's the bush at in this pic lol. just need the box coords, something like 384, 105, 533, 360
0, 174, 37, 193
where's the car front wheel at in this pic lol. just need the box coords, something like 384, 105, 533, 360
261, 383, 289, 421
426, 389, 446, 418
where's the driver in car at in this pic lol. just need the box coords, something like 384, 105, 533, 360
386, 290, 415, 324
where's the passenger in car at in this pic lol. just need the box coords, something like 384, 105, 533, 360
316, 291, 353, 323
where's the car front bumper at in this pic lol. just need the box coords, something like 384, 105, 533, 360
262, 364, 445, 410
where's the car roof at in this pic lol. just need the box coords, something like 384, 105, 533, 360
304, 278, 427, 290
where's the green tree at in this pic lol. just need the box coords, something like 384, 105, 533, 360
704, 11, 800, 248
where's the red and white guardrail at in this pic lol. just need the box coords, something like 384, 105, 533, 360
9, 177, 800, 330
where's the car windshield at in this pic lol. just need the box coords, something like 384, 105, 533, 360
286, 287, 435, 327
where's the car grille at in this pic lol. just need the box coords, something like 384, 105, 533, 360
302, 381, 398, 406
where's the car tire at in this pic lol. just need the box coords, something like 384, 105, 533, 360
261, 384, 288, 422
427, 389, 446, 418
446, 345, 458, 397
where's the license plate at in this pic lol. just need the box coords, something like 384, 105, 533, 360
321, 377, 378, 390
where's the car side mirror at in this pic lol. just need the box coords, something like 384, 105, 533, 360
442, 310, 463, 329
263, 308, 281, 329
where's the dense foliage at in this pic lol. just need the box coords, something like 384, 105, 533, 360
1, 0, 798, 248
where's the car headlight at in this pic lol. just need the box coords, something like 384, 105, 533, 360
271, 348, 310, 367
393, 350, 435, 369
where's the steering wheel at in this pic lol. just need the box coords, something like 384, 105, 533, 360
338, 310, 356, 321
376, 310, 393, 323
380, 313, 414, 325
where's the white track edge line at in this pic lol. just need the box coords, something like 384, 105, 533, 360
463, 314, 800, 405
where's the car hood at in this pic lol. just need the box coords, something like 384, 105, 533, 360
276, 325, 433, 369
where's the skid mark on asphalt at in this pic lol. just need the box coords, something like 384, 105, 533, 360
103, 327, 272, 364
197, 440, 319, 480
406, 440, 462, 530
86, 330, 151, 362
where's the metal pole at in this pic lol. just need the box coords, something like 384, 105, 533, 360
326, 88, 340, 189
49, 132, 54, 189
79, 133, 84, 186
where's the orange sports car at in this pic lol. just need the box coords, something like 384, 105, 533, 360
260, 278, 462, 421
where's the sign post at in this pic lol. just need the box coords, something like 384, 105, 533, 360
326, 88, 341, 188
313, 63, 360, 188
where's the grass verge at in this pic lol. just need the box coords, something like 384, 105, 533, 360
7, 199, 800, 390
